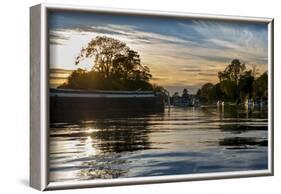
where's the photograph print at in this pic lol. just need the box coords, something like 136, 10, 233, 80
48, 9, 272, 184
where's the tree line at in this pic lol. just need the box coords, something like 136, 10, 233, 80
58, 36, 268, 104
196, 59, 268, 104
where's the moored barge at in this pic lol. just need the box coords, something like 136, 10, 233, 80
50, 88, 165, 122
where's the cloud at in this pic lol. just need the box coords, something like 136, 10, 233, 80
49, 30, 71, 45
49, 68, 72, 80
198, 72, 218, 76
186, 20, 268, 65
151, 76, 168, 81
181, 68, 201, 72
49, 22, 198, 48
49, 15, 268, 93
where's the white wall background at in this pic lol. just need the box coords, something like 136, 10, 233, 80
0, 0, 279, 193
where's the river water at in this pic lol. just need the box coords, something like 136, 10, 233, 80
49, 105, 268, 182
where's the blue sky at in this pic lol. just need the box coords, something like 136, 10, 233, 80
48, 11, 268, 93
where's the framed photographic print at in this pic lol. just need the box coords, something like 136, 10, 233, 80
30, 3, 274, 191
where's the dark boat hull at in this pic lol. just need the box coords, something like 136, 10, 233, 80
50, 89, 165, 122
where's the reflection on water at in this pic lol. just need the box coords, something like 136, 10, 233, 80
49, 106, 268, 182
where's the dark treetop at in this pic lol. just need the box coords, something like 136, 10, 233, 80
59, 36, 163, 92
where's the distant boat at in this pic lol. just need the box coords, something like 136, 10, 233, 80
244, 99, 267, 109
192, 98, 201, 107
173, 102, 191, 107
244, 99, 254, 108
172, 97, 200, 107
217, 100, 224, 107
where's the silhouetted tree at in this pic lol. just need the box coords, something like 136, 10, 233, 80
59, 36, 156, 91
197, 83, 216, 102
218, 59, 246, 85
171, 92, 180, 104
75, 36, 151, 81
238, 70, 255, 101
220, 80, 238, 100
182, 88, 189, 98
253, 72, 268, 100
196, 59, 267, 104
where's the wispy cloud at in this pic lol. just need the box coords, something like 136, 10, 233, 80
49, 12, 268, 93
49, 30, 71, 45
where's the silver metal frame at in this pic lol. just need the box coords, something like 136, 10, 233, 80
30, 3, 274, 191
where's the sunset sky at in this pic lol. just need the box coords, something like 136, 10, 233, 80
49, 11, 268, 94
